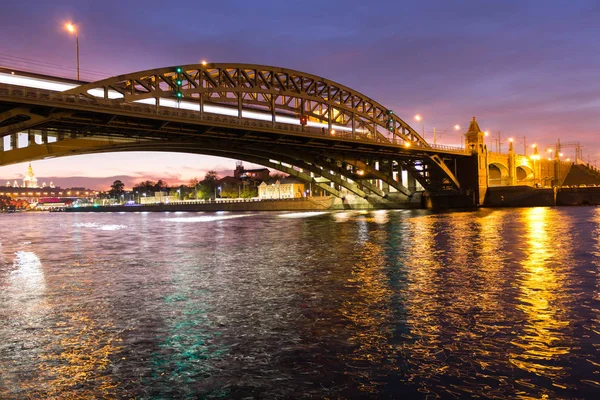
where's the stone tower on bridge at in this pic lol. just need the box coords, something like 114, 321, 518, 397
464, 117, 489, 205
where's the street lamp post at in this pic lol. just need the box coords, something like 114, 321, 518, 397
65, 23, 80, 81
414, 114, 424, 138
557, 152, 563, 186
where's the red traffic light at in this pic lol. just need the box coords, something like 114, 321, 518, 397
299, 114, 308, 125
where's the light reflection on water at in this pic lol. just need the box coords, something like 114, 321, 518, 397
1, 208, 600, 399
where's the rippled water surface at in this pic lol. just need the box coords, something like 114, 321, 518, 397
2, 208, 600, 399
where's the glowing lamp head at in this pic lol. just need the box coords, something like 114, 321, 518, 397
509, 137, 514, 142
65, 23, 77, 34
454, 124, 460, 130
484, 131, 489, 136
201, 60, 208, 66
404, 142, 411, 148
532, 144, 537, 148
414, 114, 422, 121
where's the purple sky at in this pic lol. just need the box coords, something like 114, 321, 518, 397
1, 0, 599, 189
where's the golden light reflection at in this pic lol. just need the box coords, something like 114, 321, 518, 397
401, 215, 447, 386
20, 311, 122, 397
400, 212, 512, 393
340, 229, 395, 394
509, 208, 572, 383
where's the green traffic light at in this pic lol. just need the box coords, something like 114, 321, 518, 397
175, 67, 183, 73
176, 79, 183, 86
176, 92, 183, 98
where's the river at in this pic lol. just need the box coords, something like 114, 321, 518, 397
1, 208, 600, 399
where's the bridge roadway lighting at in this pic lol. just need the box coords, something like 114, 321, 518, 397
64, 22, 80, 81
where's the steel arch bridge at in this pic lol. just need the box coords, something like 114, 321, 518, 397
0, 63, 467, 201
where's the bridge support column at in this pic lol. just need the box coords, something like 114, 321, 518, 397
0, 136, 3, 151
508, 140, 516, 185
380, 160, 393, 193
407, 172, 417, 192
41, 129, 48, 144
28, 130, 35, 147
10, 133, 17, 150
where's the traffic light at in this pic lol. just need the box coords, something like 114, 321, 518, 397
299, 114, 307, 125
387, 109, 394, 130
174, 67, 183, 99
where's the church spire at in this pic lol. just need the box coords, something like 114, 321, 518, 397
23, 163, 38, 188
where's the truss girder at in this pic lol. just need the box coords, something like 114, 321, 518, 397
398, 155, 457, 192
219, 145, 369, 199
304, 155, 385, 198
335, 157, 411, 196
0, 107, 70, 137
250, 147, 380, 198
65, 63, 430, 148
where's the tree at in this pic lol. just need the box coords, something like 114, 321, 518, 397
201, 170, 219, 199
0, 195, 10, 211
154, 180, 168, 192
189, 178, 200, 199
109, 180, 125, 199
133, 180, 157, 196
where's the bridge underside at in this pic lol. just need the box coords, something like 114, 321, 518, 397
0, 126, 459, 202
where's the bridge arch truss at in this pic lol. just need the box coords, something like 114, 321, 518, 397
0, 63, 466, 199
